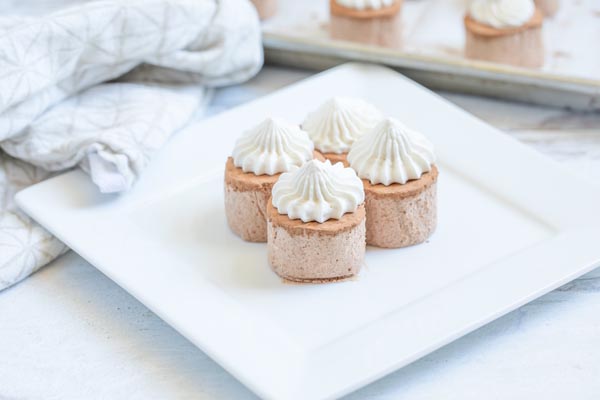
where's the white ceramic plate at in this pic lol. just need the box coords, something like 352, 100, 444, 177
16, 64, 600, 400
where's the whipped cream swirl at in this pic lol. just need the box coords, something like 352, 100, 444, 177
335, 0, 395, 10
232, 117, 314, 175
347, 117, 435, 185
272, 160, 364, 223
469, 0, 535, 28
302, 97, 383, 154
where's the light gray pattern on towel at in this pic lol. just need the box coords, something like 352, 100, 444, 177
0, 0, 263, 290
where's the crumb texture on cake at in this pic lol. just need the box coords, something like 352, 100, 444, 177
224, 157, 278, 242
267, 203, 366, 282
364, 167, 438, 248
225, 185, 270, 242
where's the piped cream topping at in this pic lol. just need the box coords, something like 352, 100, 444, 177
302, 97, 383, 154
272, 159, 365, 223
335, 0, 395, 10
469, 0, 535, 28
232, 117, 314, 175
347, 117, 435, 185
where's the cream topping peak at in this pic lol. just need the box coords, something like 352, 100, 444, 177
348, 117, 435, 185
272, 159, 364, 223
302, 96, 383, 154
232, 117, 314, 175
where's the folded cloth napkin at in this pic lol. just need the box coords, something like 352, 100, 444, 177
0, 0, 263, 290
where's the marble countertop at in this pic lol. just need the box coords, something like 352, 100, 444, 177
2, 66, 600, 400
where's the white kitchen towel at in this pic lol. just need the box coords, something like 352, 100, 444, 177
0, 0, 263, 290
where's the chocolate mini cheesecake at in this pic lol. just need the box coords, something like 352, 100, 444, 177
348, 117, 438, 248
534, 0, 559, 16
249, 0, 277, 19
267, 160, 366, 283
224, 117, 317, 242
465, 0, 544, 68
302, 97, 382, 167
330, 0, 403, 49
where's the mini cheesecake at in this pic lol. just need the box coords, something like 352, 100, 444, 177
330, 0, 403, 49
534, 0, 559, 16
348, 117, 437, 248
267, 160, 366, 283
465, 0, 544, 68
250, 0, 277, 19
302, 97, 382, 167
224, 118, 317, 242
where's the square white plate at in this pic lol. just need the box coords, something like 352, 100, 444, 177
16, 64, 600, 400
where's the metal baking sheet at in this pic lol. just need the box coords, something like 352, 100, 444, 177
262, 0, 600, 110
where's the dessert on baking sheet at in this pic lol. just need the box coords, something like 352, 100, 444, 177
329, 0, 403, 49
464, 0, 544, 68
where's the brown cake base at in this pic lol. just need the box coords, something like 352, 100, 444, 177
464, 9, 544, 68
329, 0, 403, 49
267, 203, 366, 283
314, 150, 349, 167
250, 0, 277, 20
535, 0, 559, 16
364, 166, 438, 248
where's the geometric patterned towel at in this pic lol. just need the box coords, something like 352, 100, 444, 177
0, 0, 263, 290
